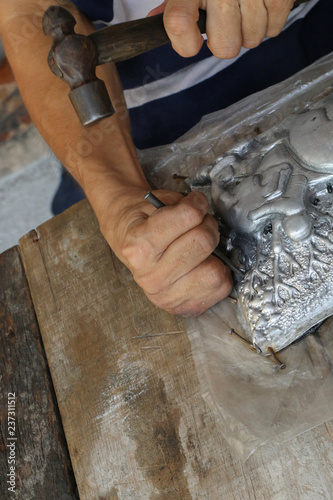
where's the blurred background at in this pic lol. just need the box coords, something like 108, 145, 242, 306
0, 38, 61, 254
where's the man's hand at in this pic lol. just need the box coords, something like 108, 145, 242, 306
0, 0, 232, 318
149, 0, 294, 59
101, 189, 233, 316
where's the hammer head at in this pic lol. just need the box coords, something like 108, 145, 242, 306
43, 6, 114, 127
69, 80, 115, 127
42, 5, 76, 37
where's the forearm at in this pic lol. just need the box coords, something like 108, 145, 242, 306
0, 1, 233, 316
0, 0, 149, 230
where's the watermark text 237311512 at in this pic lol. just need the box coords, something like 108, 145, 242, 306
7, 393, 16, 493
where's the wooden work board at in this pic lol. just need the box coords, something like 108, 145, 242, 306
0, 246, 78, 499
2, 199, 333, 499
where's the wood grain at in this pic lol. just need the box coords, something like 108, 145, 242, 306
19, 200, 333, 500
0, 246, 78, 500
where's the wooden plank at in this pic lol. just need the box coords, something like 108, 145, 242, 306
19, 200, 333, 500
0, 246, 78, 499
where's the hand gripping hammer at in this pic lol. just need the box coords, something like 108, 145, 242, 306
42, 6, 207, 127
42, 1, 309, 127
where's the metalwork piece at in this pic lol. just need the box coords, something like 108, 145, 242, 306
188, 94, 333, 353
144, 191, 244, 277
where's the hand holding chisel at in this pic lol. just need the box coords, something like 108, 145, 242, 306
145, 191, 244, 278
108, 188, 233, 317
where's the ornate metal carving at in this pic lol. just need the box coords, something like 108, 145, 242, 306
189, 95, 333, 353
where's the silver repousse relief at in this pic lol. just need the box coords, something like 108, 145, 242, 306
189, 95, 333, 353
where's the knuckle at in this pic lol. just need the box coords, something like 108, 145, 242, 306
266, 0, 293, 11
172, 43, 201, 58
164, 6, 193, 36
196, 226, 219, 255
204, 259, 228, 288
266, 26, 282, 38
146, 290, 182, 314
121, 238, 151, 269
265, 0, 278, 9
190, 191, 209, 211
208, 42, 240, 59
265, 0, 292, 35
121, 241, 139, 266
242, 36, 263, 49
136, 273, 165, 296
182, 204, 205, 228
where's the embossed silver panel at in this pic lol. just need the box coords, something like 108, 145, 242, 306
189, 95, 333, 353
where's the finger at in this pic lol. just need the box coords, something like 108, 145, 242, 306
146, 255, 233, 316
163, 0, 204, 57
240, 0, 267, 49
121, 191, 210, 270
206, 0, 242, 59
149, 189, 183, 207
158, 214, 220, 283
147, 1, 166, 17
136, 213, 219, 291
145, 191, 211, 253
265, 0, 294, 38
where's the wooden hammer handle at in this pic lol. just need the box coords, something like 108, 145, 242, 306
91, 0, 309, 66
91, 10, 207, 65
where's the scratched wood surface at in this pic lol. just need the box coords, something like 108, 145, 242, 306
19, 200, 333, 500
0, 246, 78, 500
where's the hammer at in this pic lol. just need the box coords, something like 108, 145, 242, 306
42, 1, 310, 127
42, 6, 206, 126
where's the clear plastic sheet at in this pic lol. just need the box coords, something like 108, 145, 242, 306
189, 93, 333, 355
187, 304, 333, 460
139, 53, 333, 459
139, 53, 333, 192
